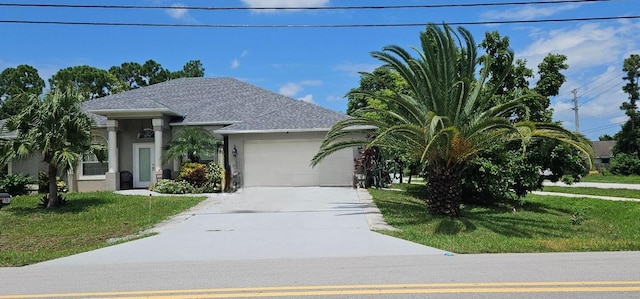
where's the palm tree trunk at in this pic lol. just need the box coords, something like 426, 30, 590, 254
46, 164, 59, 209
426, 160, 464, 217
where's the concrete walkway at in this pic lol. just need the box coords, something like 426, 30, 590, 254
35, 187, 445, 266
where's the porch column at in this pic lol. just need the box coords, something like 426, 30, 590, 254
105, 120, 119, 191
152, 118, 164, 181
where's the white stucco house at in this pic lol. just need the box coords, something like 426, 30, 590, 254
5, 77, 357, 191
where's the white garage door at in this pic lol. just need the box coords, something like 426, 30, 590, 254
243, 139, 353, 187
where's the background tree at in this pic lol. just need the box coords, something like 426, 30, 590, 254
164, 127, 222, 163
172, 60, 205, 78
49, 65, 120, 100
0, 89, 104, 208
0, 65, 45, 119
463, 33, 583, 204
613, 54, 640, 157
599, 134, 614, 141
313, 24, 593, 216
108, 62, 144, 90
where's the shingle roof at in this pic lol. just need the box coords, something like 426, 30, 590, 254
217, 100, 348, 132
82, 77, 349, 132
591, 140, 615, 158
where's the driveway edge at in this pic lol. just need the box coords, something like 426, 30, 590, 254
355, 188, 400, 232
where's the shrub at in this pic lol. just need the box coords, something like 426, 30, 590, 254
178, 162, 207, 188
38, 172, 68, 194
609, 153, 640, 175
0, 173, 33, 196
149, 179, 195, 194
201, 162, 224, 192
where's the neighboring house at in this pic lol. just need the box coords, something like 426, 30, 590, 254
591, 140, 615, 170
10, 77, 356, 192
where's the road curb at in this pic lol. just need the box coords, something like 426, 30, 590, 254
355, 188, 400, 232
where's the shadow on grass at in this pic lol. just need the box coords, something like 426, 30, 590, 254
374, 187, 576, 239
6, 195, 109, 216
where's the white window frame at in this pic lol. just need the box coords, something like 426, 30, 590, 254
79, 136, 108, 180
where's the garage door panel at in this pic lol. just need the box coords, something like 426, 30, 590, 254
244, 139, 352, 187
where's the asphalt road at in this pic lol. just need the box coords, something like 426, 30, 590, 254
1, 252, 639, 298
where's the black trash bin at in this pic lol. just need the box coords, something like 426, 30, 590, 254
120, 171, 133, 190
162, 169, 172, 179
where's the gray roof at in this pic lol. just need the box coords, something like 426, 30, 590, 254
592, 140, 615, 158
82, 77, 348, 132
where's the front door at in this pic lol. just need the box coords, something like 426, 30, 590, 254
133, 143, 155, 188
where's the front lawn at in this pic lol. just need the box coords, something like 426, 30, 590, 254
542, 186, 640, 199
370, 185, 640, 253
580, 174, 640, 184
0, 192, 206, 266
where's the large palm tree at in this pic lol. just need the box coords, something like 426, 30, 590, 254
164, 127, 222, 163
312, 24, 593, 216
0, 88, 104, 208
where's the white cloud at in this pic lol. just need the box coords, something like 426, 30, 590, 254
326, 94, 344, 102
298, 94, 315, 104
518, 21, 640, 73
166, 3, 190, 20
278, 80, 323, 97
482, 4, 579, 21
231, 59, 240, 69
241, 0, 329, 13
279, 83, 304, 97
230, 50, 249, 70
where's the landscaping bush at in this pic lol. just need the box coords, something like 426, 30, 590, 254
38, 172, 68, 194
0, 173, 33, 196
149, 179, 195, 194
609, 153, 640, 175
201, 162, 224, 192
177, 162, 207, 188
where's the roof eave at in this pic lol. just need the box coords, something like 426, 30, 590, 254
216, 128, 332, 135
86, 108, 182, 118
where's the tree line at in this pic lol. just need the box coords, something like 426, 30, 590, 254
0, 59, 205, 119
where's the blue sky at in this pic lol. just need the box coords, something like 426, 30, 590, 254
0, 0, 638, 140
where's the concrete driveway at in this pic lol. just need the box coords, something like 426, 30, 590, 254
36, 187, 445, 266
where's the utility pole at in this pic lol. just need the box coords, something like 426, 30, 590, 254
571, 89, 579, 133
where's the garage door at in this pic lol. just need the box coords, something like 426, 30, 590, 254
243, 139, 353, 187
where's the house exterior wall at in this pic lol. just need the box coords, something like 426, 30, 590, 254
10, 153, 47, 179
227, 131, 356, 187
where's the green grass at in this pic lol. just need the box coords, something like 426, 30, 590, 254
0, 192, 205, 267
542, 186, 640, 199
370, 185, 640, 253
580, 174, 640, 184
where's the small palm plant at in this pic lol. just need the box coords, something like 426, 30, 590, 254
164, 127, 222, 163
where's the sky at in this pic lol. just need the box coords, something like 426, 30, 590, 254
0, 0, 639, 141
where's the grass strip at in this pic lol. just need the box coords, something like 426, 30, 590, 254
542, 186, 640, 199
0, 192, 206, 266
580, 175, 640, 184
370, 186, 640, 253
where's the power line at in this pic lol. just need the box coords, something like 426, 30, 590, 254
1, 15, 638, 28
0, 0, 614, 11
581, 121, 625, 133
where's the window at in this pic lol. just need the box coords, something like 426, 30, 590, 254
81, 136, 108, 177
81, 153, 108, 176
200, 147, 220, 164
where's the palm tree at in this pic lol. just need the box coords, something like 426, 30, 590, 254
312, 24, 593, 216
164, 127, 222, 163
0, 88, 105, 208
